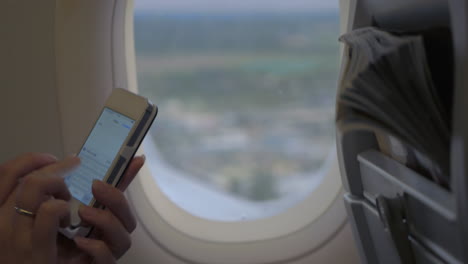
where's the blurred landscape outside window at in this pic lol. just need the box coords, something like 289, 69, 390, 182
134, 0, 340, 214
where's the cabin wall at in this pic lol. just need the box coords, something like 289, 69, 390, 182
0, 0, 63, 162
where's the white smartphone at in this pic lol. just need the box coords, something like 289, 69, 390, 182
60, 88, 157, 239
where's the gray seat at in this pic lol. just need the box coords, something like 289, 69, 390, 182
337, 0, 468, 263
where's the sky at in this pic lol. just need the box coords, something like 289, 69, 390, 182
134, 0, 339, 13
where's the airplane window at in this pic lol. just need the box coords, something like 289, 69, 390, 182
134, 0, 340, 221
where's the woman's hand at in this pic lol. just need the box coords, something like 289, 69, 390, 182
0, 152, 145, 264
56, 155, 145, 264
0, 152, 78, 264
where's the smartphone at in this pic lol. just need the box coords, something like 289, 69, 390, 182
60, 88, 157, 239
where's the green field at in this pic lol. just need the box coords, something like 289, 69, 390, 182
135, 12, 340, 201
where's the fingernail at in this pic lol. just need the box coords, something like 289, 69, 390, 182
141, 154, 146, 163
92, 180, 110, 196
92, 179, 106, 192
66, 155, 81, 165
44, 153, 58, 161
79, 205, 96, 218
74, 236, 90, 246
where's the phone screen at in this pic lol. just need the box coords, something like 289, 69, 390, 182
65, 108, 135, 205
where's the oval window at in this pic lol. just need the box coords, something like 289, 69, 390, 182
134, 0, 340, 221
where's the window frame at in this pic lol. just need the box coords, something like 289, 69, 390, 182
127, 161, 348, 263
120, 0, 355, 262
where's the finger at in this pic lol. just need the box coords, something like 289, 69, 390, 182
74, 237, 116, 264
16, 174, 71, 214
13, 157, 79, 240
0, 152, 57, 205
79, 205, 132, 258
15, 156, 79, 213
93, 180, 136, 232
5, 156, 79, 211
12, 176, 71, 250
116, 155, 145, 191
32, 199, 70, 263
35, 155, 80, 178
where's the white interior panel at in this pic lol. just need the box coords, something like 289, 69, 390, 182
55, 0, 116, 155
0, 0, 63, 162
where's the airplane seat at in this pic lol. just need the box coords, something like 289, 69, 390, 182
337, 0, 468, 263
